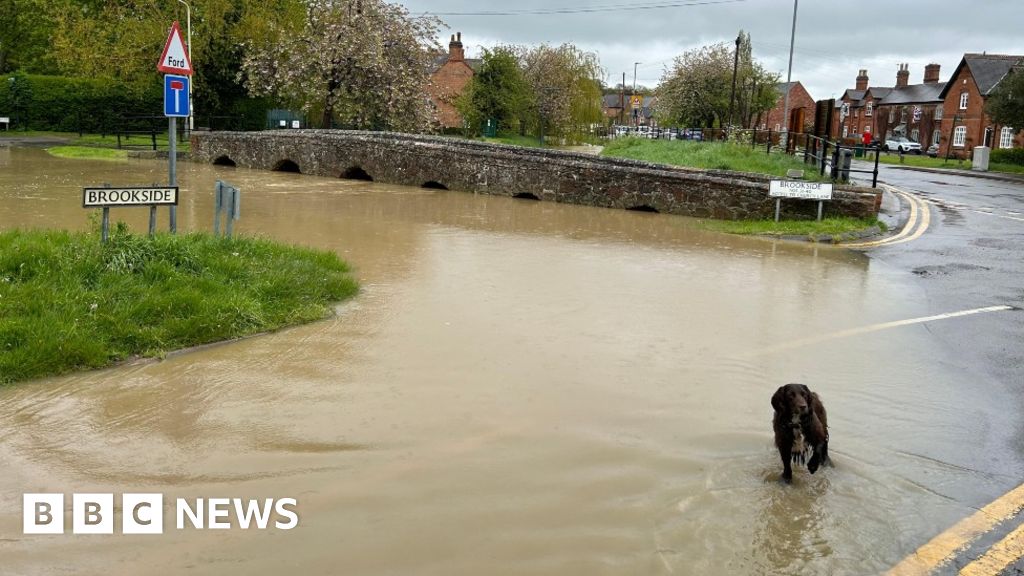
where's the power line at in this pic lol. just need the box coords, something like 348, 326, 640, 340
420, 0, 745, 17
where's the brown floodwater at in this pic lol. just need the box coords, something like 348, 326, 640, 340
0, 146, 1018, 575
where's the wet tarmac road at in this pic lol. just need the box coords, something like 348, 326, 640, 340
0, 147, 1022, 575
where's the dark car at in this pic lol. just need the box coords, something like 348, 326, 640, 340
926, 144, 940, 158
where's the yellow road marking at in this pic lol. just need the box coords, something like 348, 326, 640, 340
745, 305, 1013, 357
959, 521, 1024, 575
886, 482, 1024, 576
846, 187, 929, 248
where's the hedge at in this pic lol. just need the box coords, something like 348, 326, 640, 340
0, 73, 272, 133
991, 147, 1024, 166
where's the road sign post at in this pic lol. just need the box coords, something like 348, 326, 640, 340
158, 21, 193, 235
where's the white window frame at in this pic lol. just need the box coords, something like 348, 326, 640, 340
888, 108, 895, 123
866, 102, 873, 117
953, 126, 967, 147
935, 105, 943, 120
1000, 127, 1015, 149
911, 128, 920, 142
959, 92, 969, 110
933, 130, 941, 145
900, 107, 907, 123
842, 125, 848, 137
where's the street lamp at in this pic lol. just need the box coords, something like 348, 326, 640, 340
175, 0, 193, 135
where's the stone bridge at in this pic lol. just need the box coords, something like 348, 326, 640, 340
190, 130, 882, 221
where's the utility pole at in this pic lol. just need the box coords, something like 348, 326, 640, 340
781, 0, 799, 148
633, 62, 640, 127
620, 72, 626, 126
728, 33, 741, 129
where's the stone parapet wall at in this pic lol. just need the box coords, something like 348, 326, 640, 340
191, 130, 882, 220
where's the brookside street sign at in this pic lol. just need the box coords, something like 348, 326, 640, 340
769, 180, 833, 201
83, 186, 178, 207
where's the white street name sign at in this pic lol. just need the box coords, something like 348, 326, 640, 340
769, 180, 833, 201
83, 187, 179, 207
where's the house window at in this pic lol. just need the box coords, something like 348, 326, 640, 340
888, 108, 895, 123
1001, 127, 1015, 149
911, 128, 920, 142
900, 107, 907, 123
953, 126, 967, 147
935, 106, 943, 120
866, 102, 873, 116
933, 130, 941, 145
959, 92, 969, 110
775, 124, 781, 131
842, 126, 848, 137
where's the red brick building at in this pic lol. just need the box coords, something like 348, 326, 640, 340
872, 63, 945, 149
427, 33, 482, 129
936, 54, 1023, 158
762, 81, 815, 133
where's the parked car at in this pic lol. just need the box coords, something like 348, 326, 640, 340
926, 144, 940, 157
884, 136, 922, 154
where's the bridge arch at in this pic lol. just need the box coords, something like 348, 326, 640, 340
341, 166, 373, 181
422, 181, 449, 190
213, 155, 237, 167
626, 205, 659, 213
513, 192, 540, 201
272, 159, 301, 173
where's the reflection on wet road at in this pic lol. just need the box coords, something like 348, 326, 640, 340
1, 148, 1022, 575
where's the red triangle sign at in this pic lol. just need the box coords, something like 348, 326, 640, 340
157, 21, 193, 75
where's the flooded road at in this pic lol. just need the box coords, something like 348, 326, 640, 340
1, 147, 1021, 575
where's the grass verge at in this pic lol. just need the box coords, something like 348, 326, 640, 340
876, 154, 1024, 175
601, 138, 829, 181
701, 217, 887, 240
47, 146, 129, 161
0, 228, 358, 384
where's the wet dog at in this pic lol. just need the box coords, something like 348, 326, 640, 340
771, 383, 830, 483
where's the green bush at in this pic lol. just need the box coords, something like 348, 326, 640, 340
991, 147, 1024, 166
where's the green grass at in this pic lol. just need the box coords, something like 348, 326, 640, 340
46, 146, 129, 161
701, 217, 887, 240
480, 134, 549, 148
0, 228, 358, 384
0, 131, 191, 152
876, 153, 1024, 175
601, 138, 829, 181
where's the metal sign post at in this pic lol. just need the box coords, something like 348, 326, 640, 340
158, 22, 193, 235
214, 180, 241, 237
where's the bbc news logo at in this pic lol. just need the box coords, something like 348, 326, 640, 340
23, 494, 299, 534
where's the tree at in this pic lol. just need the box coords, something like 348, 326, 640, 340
655, 32, 778, 129
240, 0, 442, 131
0, 0, 55, 73
987, 68, 1024, 130
455, 46, 533, 136
518, 43, 603, 143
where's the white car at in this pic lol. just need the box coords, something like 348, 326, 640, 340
884, 137, 922, 154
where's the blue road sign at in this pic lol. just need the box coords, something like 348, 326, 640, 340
164, 74, 190, 117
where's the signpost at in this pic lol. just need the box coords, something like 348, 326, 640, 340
769, 180, 834, 222
213, 181, 241, 237
158, 21, 193, 234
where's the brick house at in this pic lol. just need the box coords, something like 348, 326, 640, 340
602, 94, 656, 126
762, 81, 815, 133
427, 33, 482, 129
936, 53, 1023, 158
873, 63, 945, 149
833, 69, 886, 140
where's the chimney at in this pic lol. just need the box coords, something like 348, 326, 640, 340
896, 63, 910, 88
448, 32, 464, 62
923, 63, 941, 84
856, 69, 868, 91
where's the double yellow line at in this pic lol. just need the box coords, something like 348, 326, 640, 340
887, 482, 1024, 575
845, 185, 931, 248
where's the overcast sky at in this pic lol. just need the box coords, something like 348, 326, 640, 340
400, 0, 1024, 101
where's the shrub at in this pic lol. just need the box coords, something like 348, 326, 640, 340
991, 147, 1024, 166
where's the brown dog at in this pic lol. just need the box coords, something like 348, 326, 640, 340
771, 383, 830, 483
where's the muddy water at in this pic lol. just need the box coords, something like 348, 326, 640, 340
0, 147, 1018, 575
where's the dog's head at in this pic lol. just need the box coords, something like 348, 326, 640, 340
771, 383, 813, 419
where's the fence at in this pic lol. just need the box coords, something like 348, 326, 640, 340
604, 126, 881, 187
